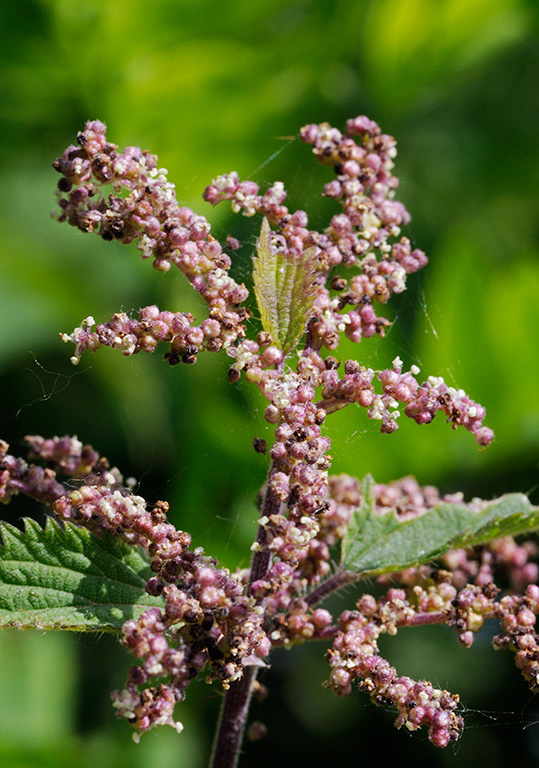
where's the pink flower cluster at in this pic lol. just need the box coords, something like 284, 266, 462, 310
54, 121, 249, 362
55, 119, 493, 449
327, 587, 464, 748
0, 436, 270, 737
0, 441, 63, 506
203, 117, 427, 352
61, 305, 251, 366
1, 429, 537, 746
493, 585, 539, 692
112, 538, 271, 737
5, 115, 528, 753
326, 577, 539, 747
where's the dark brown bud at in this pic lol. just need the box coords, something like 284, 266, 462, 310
206, 338, 223, 352
257, 331, 273, 348
314, 408, 326, 425
373, 283, 390, 302
317, 456, 331, 470
207, 644, 224, 661
228, 367, 241, 383
110, 218, 125, 237
164, 352, 180, 366
182, 345, 198, 364
253, 437, 267, 454
201, 616, 214, 631
330, 276, 347, 291
483, 583, 499, 600
324, 356, 340, 370
287, 485, 301, 507
145, 578, 164, 596
151, 501, 169, 522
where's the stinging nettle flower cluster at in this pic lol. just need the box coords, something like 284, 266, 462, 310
0, 115, 536, 766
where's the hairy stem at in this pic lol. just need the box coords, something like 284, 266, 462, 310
304, 568, 359, 607
400, 611, 447, 627
248, 463, 284, 588
209, 667, 258, 768
209, 462, 282, 768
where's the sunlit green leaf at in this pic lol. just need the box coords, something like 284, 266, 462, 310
0, 519, 163, 631
253, 217, 319, 357
341, 475, 539, 576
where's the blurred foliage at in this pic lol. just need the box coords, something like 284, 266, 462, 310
0, 0, 537, 766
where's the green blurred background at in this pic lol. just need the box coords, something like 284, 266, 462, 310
0, 0, 537, 766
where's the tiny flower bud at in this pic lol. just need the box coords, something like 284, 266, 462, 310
253, 437, 267, 454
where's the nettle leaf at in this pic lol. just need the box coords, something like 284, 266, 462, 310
0, 518, 163, 632
341, 475, 539, 577
253, 217, 319, 357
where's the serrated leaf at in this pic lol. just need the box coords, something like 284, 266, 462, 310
0, 518, 163, 631
341, 475, 539, 577
253, 217, 319, 357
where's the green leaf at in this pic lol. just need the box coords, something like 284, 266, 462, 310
0, 519, 163, 632
341, 475, 539, 577
253, 217, 319, 357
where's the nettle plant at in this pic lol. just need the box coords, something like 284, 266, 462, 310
0, 117, 538, 767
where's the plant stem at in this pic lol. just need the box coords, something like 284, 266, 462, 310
247, 461, 283, 590
400, 611, 446, 627
304, 568, 358, 607
209, 666, 258, 768
209, 462, 282, 768
316, 396, 354, 415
